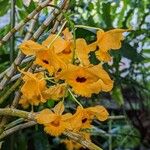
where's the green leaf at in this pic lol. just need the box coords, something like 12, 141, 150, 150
0, 54, 9, 63
143, 58, 150, 63
15, 132, 28, 150
113, 126, 141, 148
66, 91, 74, 101
46, 99, 55, 108
88, 2, 94, 11
75, 28, 96, 41
16, 0, 23, 8
25, 1, 36, 14
33, 131, 51, 150
120, 42, 145, 62
89, 51, 100, 65
0, 25, 11, 39
143, 49, 150, 54
0, 0, 10, 16
111, 86, 124, 106
87, 15, 97, 27
18, 9, 28, 20
102, 2, 112, 28
118, 0, 127, 27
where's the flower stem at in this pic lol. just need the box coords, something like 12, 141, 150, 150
68, 88, 83, 108
75, 25, 103, 31
47, 21, 67, 48
109, 115, 125, 120
0, 78, 22, 105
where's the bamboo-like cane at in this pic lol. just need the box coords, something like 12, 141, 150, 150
3, 13, 40, 83
0, 0, 67, 90
0, 1, 68, 84
10, 0, 16, 63
6, 14, 66, 83
0, 3, 40, 81
8, 0, 69, 108
0, 0, 51, 47
9, 3, 68, 112
24, 13, 40, 41
0, 1, 50, 83
0, 0, 68, 137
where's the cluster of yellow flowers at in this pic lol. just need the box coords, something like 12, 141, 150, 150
35, 101, 108, 136
19, 27, 127, 142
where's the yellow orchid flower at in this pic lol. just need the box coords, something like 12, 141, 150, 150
19, 72, 47, 107
36, 101, 72, 136
57, 64, 113, 97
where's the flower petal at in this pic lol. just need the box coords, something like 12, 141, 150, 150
36, 109, 55, 124
97, 29, 127, 52
76, 39, 90, 65
19, 40, 46, 55
63, 28, 73, 41
53, 101, 64, 115
88, 41, 97, 52
35, 49, 67, 74
88, 106, 109, 121
96, 51, 112, 62
42, 34, 67, 53
43, 84, 66, 101
57, 64, 113, 97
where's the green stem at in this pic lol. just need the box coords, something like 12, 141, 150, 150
62, 84, 68, 102
0, 79, 22, 104
108, 119, 112, 150
47, 21, 67, 48
71, 23, 76, 64
108, 115, 125, 120
68, 88, 83, 108
10, 0, 16, 63
75, 25, 102, 30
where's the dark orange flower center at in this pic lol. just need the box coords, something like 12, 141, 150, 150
57, 68, 62, 72
62, 49, 71, 54
51, 120, 60, 127
42, 59, 49, 64
76, 77, 87, 83
82, 118, 88, 123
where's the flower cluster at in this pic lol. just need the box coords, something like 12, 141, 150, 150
36, 101, 108, 136
19, 27, 127, 140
